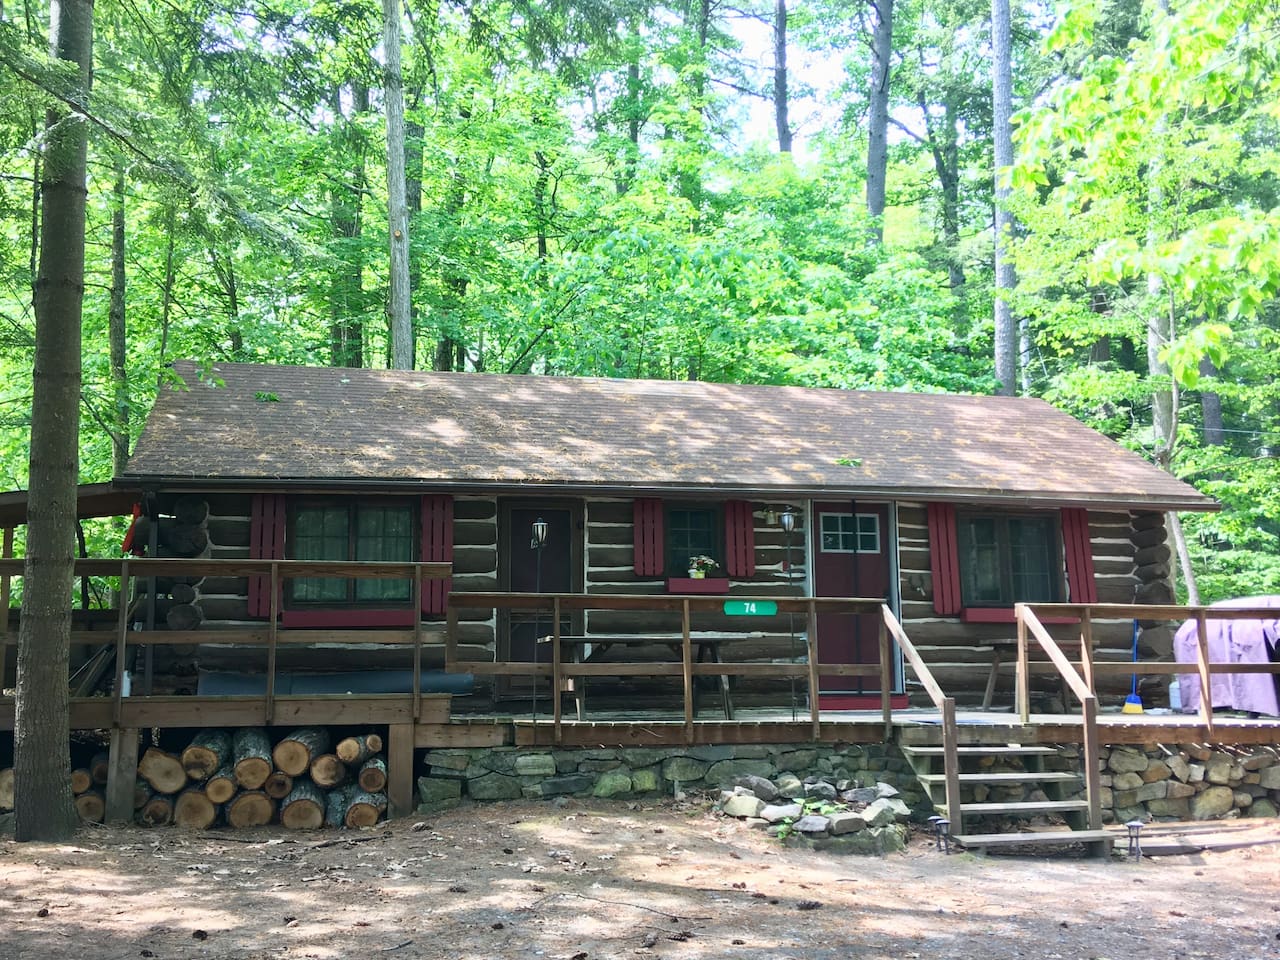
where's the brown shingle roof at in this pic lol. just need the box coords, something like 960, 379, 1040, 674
120, 361, 1215, 510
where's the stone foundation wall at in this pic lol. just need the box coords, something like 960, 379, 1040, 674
1099, 744, 1280, 822
416, 743, 930, 815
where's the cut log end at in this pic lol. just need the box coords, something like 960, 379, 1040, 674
264, 771, 294, 800
226, 791, 275, 828
138, 747, 188, 795
75, 789, 106, 823
174, 788, 219, 830
310, 754, 348, 789
139, 794, 175, 826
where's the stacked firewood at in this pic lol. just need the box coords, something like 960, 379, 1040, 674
130, 496, 210, 630
52, 727, 387, 829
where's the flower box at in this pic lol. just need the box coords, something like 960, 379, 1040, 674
666, 576, 730, 594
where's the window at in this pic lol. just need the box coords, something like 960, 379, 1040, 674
957, 514, 1060, 606
819, 513, 880, 553
290, 500, 415, 604
665, 505, 721, 575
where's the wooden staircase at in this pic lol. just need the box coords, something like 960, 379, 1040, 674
900, 741, 1114, 857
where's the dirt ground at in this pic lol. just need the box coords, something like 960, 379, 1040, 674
3, 798, 1279, 960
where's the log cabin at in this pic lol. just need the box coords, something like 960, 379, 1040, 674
112, 360, 1215, 714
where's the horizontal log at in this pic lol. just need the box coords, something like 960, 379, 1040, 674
0, 558, 453, 580
453, 498, 496, 521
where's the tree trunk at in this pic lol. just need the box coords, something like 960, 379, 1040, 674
309, 753, 348, 789
1199, 357, 1225, 445
108, 161, 128, 474
138, 794, 175, 826
182, 729, 233, 781
336, 733, 383, 765
14, 0, 94, 844
264, 770, 294, 800
773, 0, 792, 153
205, 764, 237, 805
226, 790, 275, 828
357, 754, 388, 793
138, 747, 188, 794
866, 0, 894, 241
992, 0, 1018, 396
174, 785, 218, 829
232, 728, 273, 789
383, 0, 413, 370
329, 82, 368, 369
344, 790, 387, 828
280, 778, 326, 829
273, 728, 332, 777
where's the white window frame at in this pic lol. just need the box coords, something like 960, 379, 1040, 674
818, 512, 881, 554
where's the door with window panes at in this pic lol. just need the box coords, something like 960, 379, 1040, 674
811, 502, 901, 707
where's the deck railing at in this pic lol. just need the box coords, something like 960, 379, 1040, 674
445, 591, 896, 743
1018, 601, 1280, 738
0, 557, 453, 725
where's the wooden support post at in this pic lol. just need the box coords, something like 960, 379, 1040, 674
682, 598, 693, 743
807, 598, 820, 740
1194, 608, 1214, 737
112, 559, 130, 726
941, 696, 961, 831
387, 722, 414, 819
412, 566, 423, 721
1016, 605, 1030, 723
1078, 608, 1095, 701
104, 727, 140, 822
445, 598, 459, 669
144, 512, 158, 695
878, 609, 892, 739
552, 596, 563, 743
266, 561, 279, 722
1081, 696, 1103, 831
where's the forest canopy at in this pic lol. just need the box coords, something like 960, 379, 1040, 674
1, 0, 1277, 600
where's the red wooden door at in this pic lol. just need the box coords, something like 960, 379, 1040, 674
811, 502, 900, 708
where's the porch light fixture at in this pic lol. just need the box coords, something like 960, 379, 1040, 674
531, 517, 548, 549
779, 506, 797, 534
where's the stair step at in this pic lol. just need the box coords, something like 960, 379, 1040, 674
901, 745, 1060, 757
953, 829, 1114, 850
918, 772, 1080, 785
949, 799, 1090, 815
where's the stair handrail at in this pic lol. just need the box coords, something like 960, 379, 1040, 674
1015, 603, 1103, 831
882, 605, 961, 829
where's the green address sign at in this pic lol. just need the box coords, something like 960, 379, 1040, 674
723, 600, 777, 616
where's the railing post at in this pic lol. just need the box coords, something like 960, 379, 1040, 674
266, 561, 279, 723
112, 558, 131, 726
1016, 604, 1030, 723
1081, 695, 1103, 830
878, 606, 892, 739
682, 598, 693, 743
807, 598, 820, 739
1194, 608, 1214, 737
1078, 607, 1095, 701
941, 696, 961, 833
412, 564, 423, 722
552, 595, 563, 744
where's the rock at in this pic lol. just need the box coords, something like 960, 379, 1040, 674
840, 787, 878, 805
705, 760, 775, 787
861, 798, 901, 828
828, 811, 867, 835
631, 767, 661, 793
1257, 766, 1280, 790
722, 795, 766, 819
1233, 791, 1253, 808
1140, 761, 1172, 783
805, 825, 906, 855
538, 774, 595, 797
874, 781, 900, 798
792, 814, 831, 835
417, 777, 463, 804
1165, 781, 1196, 799
619, 748, 669, 768
733, 774, 779, 802
1187, 763, 1206, 783
804, 780, 837, 802
661, 757, 709, 784
1167, 755, 1191, 782
427, 753, 471, 772
1108, 749, 1149, 774
774, 773, 803, 798
1112, 772, 1144, 791
468, 772, 523, 801
778, 750, 818, 770
593, 771, 633, 798
514, 754, 557, 777
686, 746, 735, 762
1205, 761, 1232, 785
1248, 798, 1278, 817
759, 802, 803, 824
1135, 781, 1168, 802
1190, 785, 1235, 820
1145, 797, 1191, 818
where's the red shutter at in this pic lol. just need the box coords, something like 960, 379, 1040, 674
633, 498, 664, 576
420, 494, 454, 615
1060, 507, 1097, 604
248, 493, 286, 618
927, 502, 962, 615
723, 500, 756, 578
